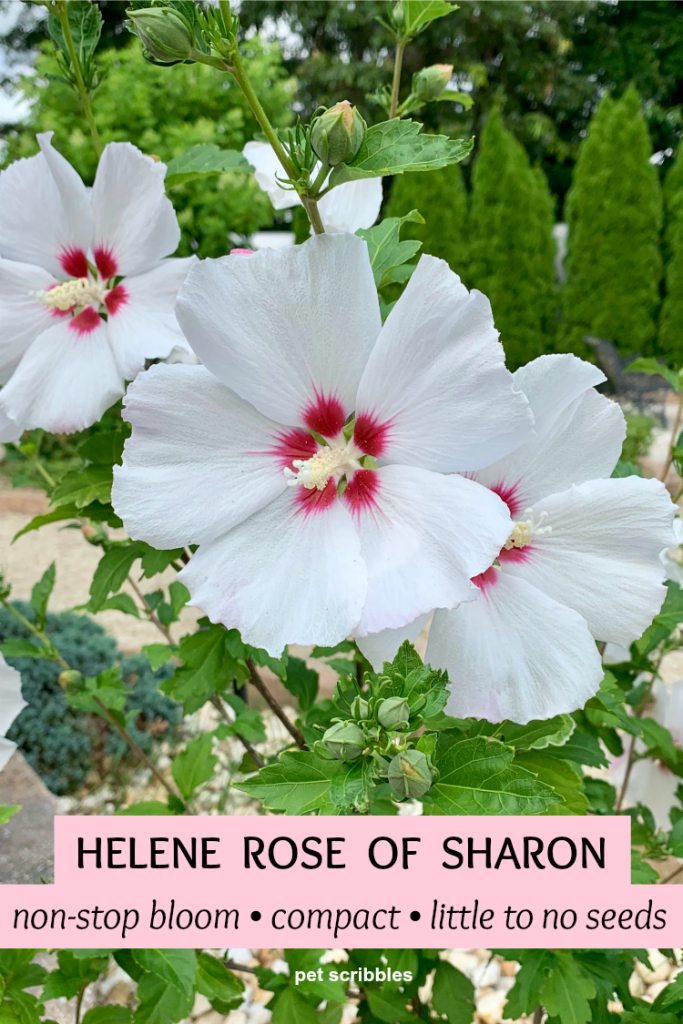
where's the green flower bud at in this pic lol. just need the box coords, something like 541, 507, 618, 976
310, 101, 366, 166
57, 669, 85, 692
377, 696, 410, 730
412, 64, 454, 103
392, 1, 404, 27
350, 695, 370, 721
323, 721, 366, 760
388, 750, 432, 800
127, 7, 195, 64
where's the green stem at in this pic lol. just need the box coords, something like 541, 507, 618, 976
389, 39, 406, 119
309, 159, 330, 196
230, 48, 296, 181
661, 390, 683, 483
75, 982, 88, 1024
0, 598, 186, 809
246, 657, 308, 750
56, 1, 102, 158
301, 195, 326, 235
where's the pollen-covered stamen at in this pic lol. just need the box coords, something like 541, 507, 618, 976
504, 508, 552, 550
37, 277, 107, 312
284, 442, 362, 491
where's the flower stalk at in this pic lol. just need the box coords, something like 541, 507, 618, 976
55, 0, 102, 158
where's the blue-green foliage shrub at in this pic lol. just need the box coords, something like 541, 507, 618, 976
0, 604, 179, 795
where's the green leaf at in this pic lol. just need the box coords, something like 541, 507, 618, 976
626, 357, 681, 392
171, 733, 218, 800
282, 657, 319, 711
220, 694, 267, 743
541, 951, 597, 1024
82, 1009, 132, 1024
270, 988, 318, 1024
166, 145, 252, 188
329, 759, 373, 811
235, 750, 342, 814
631, 847, 660, 883
502, 950, 552, 1019
132, 950, 197, 998
0, 639, 50, 660
29, 562, 55, 629
329, 120, 473, 185
366, 989, 415, 1023
285, 951, 346, 1003
195, 954, 244, 1010
0, 805, 20, 825
139, 547, 184, 578
431, 961, 475, 1024
142, 644, 175, 670
500, 715, 575, 751
89, 543, 146, 611
47, 0, 103, 69
117, 801, 174, 815
168, 580, 190, 618
42, 951, 109, 1001
98, 593, 140, 617
78, 429, 129, 466
514, 751, 587, 815
12, 506, 84, 541
399, 0, 459, 38
163, 621, 243, 714
52, 464, 113, 508
357, 211, 423, 288
424, 737, 557, 815
134, 971, 194, 1024
547, 726, 607, 768
612, 460, 643, 478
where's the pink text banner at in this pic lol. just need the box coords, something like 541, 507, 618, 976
0, 815, 679, 947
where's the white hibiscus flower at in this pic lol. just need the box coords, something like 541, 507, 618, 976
0, 654, 26, 772
112, 233, 533, 655
0, 132, 195, 434
359, 354, 676, 724
610, 677, 683, 829
243, 141, 382, 234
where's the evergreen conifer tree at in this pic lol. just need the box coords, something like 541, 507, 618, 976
659, 146, 683, 362
560, 86, 662, 357
467, 107, 556, 369
384, 163, 469, 280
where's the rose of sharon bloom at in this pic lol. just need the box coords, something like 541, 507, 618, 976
112, 233, 534, 655
359, 354, 676, 724
0, 132, 194, 434
0, 654, 26, 772
243, 141, 382, 234
610, 677, 683, 829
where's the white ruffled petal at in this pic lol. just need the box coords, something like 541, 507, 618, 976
243, 141, 302, 211
428, 572, 603, 724
105, 257, 196, 379
318, 178, 382, 233
175, 233, 381, 431
475, 353, 624, 511
0, 654, 26, 741
348, 466, 511, 636
0, 407, 22, 443
178, 489, 367, 655
0, 132, 92, 278
113, 363, 289, 548
353, 255, 533, 471
355, 613, 431, 671
504, 476, 675, 646
0, 257, 57, 383
91, 143, 180, 277
0, 316, 124, 433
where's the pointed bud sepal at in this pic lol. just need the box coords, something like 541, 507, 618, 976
377, 696, 410, 730
323, 720, 366, 760
310, 101, 366, 166
412, 64, 454, 103
351, 696, 371, 721
388, 749, 433, 799
126, 7, 195, 65
58, 669, 85, 693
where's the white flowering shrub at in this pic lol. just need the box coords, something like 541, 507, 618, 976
1, 3, 683, 1021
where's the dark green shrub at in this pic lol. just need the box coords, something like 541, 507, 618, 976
384, 163, 469, 279
659, 147, 683, 363
467, 108, 556, 369
560, 87, 663, 358
1, 604, 179, 795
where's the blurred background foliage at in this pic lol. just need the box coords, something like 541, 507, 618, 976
0, 0, 682, 365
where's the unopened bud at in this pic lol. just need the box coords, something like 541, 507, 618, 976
413, 64, 454, 103
350, 696, 370, 721
392, 1, 404, 27
323, 721, 366, 760
388, 750, 432, 800
127, 7, 195, 64
310, 101, 366, 166
58, 669, 85, 692
377, 696, 410, 730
